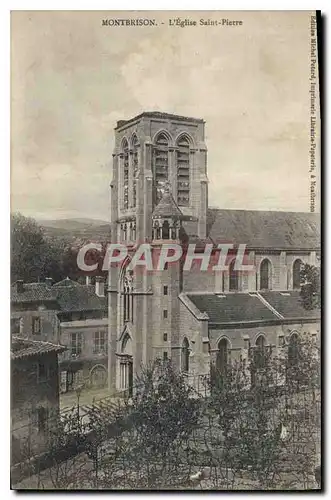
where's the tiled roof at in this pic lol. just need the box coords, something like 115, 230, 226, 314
187, 293, 276, 325
11, 280, 107, 312
207, 209, 320, 250
260, 291, 320, 320
153, 190, 183, 218
53, 277, 81, 288
11, 337, 66, 360
54, 284, 106, 312
186, 291, 321, 325
11, 282, 57, 303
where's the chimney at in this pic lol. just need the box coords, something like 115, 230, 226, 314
45, 277, 53, 287
95, 276, 105, 297
86, 276, 91, 286
16, 280, 24, 293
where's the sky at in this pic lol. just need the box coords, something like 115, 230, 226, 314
11, 10, 320, 220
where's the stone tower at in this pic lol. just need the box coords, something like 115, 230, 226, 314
108, 112, 208, 393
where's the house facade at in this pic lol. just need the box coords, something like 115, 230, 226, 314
108, 111, 320, 394
11, 337, 66, 464
11, 277, 108, 393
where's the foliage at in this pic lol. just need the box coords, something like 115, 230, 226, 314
300, 264, 321, 310
11, 212, 81, 283
13, 339, 320, 491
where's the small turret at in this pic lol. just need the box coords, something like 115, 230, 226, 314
152, 182, 184, 241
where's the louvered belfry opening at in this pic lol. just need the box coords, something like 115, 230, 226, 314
132, 134, 139, 208
153, 133, 169, 207
176, 136, 190, 206
122, 138, 129, 209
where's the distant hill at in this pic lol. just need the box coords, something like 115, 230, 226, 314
38, 218, 111, 242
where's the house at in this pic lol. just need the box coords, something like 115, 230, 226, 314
11, 277, 108, 393
11, 337, 66, 464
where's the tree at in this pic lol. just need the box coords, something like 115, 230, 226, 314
11, 212, 82, 283
201, 335, 320, 490
100, 359, 202, 489
300, 264, 321, 310
11, 213, 61, 282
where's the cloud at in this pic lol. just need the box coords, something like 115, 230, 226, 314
11, 11, 319, 219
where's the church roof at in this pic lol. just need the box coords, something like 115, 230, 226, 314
152, 187, 184, 219
187, 293, 276, 325
186, 291, 320, 326
207, 209, 320, 250
260, 291, 320, 320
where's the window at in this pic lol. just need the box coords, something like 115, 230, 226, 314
162, 221, 170, 240
260, 259, 271, 290
293, 259, 302, 290
153, 133, 169, 206
288, 333, 299, 366
181, 337, 189, 372
254, 335, 266, 369
94, 330, 108, 354
229, 260, 239, 291
163, 351, 168, 361
216, 338, 229, 375
37, 406, 48, 433
122, 138, 129, 209
163, 285, 168, 295
176, 136, 190, 206
32, 317, 41, 335
11, 318, 22, 335
123, 269, 134, 323
163, 333, 168, 342
163, 310, 168, 319
278, 335, 285, 347
70, 332, 83, 356
37, 363, 48, 382
132, 134, 139, 208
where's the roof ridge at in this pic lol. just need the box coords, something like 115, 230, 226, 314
254, 292, 285, 320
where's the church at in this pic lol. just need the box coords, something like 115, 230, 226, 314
108, 111, 320, 394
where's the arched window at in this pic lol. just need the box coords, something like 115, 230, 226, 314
132, 135, 139, 208
181, 337, 189, 372
293, 259, 302, 290
176, 136, 190, 206
162, 220, 170, 240
288, 332, 299, 366
122, 139, 129, 209
121, 267, 134, 324
121, 332, 131, 354
254, 334, 266, 369
216, 338, 229, 374
229, 260, 239, 291
153, 133, 169, 206
260, 259, 271, 290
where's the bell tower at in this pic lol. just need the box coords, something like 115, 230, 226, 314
108, 112, 208, 391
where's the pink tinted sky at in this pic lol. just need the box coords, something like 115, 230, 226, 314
11, 10, 320, 220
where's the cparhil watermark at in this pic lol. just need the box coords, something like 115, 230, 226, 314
76, 242, 256, 274
309, 14, 318, 213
